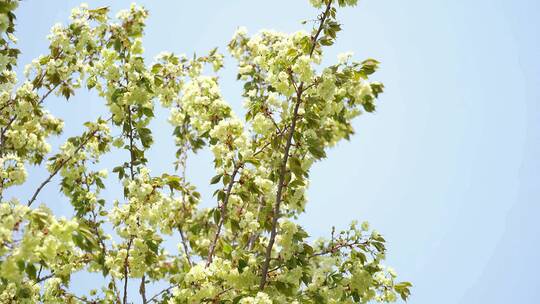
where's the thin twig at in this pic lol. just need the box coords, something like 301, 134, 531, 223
206, 164, 241, 266
36, 273, 55, 283
178, 227, 193, 267
310, 239, 369, 258
177, 148, 194, 267
148, 285, 175, 303
122, 238, 133, 304
27, 126, 102, 207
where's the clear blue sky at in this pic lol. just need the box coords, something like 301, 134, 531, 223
11, 0, 540, 303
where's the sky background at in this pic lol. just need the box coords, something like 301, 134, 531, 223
8, 0, 540, 303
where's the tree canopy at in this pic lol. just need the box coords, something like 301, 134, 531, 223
0, 0, 411, 303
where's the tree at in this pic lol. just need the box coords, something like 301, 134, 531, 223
0, 0, 411, 303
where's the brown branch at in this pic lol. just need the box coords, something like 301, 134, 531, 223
36, 272, 55, 283
148, 285, 175, 303
206, 287, 234, 303
119, 104, 135, 303
90, 210, 121, 301
66, 293, 95, 304
123, 103, 137, 304
246, 196, 266, 250
26, 126, 103, 207
310, 239, 369, 258
308, 2, 332, 57
121, 44, 142, 302
259, 0, 334, 290
178, 227, 193, 267
37, 82, 62, 105
177, 152, 194, 267
139, 275, 148, 304
258, 91, 302, 290
206, 164, 241, 266
122, 238, 133, 304
264, 239, 369, 279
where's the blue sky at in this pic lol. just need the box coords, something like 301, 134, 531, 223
11, 0, 540, 303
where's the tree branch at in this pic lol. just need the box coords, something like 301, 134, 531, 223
36, 272, 55, 283
206, 164, 241, 266
310, 239, 369, 258
148, 285, 175, 303
177, 152, 194, 267
139, 274, 148, 304
123, 102, 137, 304
259, 0, 334, 290
178, 227, 193, 267
122, 238, 133, 304
27, 125, 103, 207
258, 91, 302, 290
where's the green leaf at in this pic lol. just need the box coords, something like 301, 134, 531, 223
151, 63, 163, 74
244, 157, 260, 166
210, 174, 223, 185
145, 239, 159, 254
319, 37, 334, 46
395, 281, 413, 301
213, 208, 221, 225
237, 259, 248, 273
308, 145, 326, 159
26, 263, 37, 280
142, 107, 154, 118
222, 242, 232, 255
289, 157, 303, 177
223, 174, 231, 186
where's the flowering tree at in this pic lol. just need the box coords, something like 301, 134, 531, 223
0, 0, 411, 303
